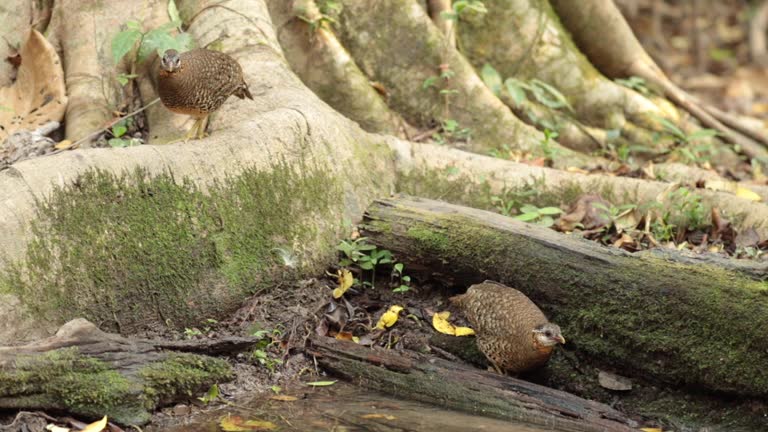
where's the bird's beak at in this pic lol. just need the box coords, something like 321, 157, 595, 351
556, 335, 566, 344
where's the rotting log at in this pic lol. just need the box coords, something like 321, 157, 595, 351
0, 319, 250, 425
360, 196, 768, 397
309, 335, 637, 432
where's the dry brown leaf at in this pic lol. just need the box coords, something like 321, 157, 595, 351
269, 395, 298, 402
54, 139, 73, 150
0, 30, 67, 142
361, 413, 396, 420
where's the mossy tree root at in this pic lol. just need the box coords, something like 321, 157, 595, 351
360, 195, 768, 398
310, 335, 637, 432
0, 319, 238, 426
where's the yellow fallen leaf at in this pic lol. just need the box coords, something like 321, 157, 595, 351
640, 428, 662, 432
270, 394, 298, 401
220, 415, 277, 431
432, 311, 475, 336
44, 425, 70, 432
566, 166, 589, 174
332, 269, 354, 299
375, 305, 403, 330
361, 413, 396, 420
735, 186, 761, 201
243, 419, 277, 430
335, 331, 360, 343
454, 326, 475, 336
432, 311, 455, 335
306, 380, 337, 386
80, 416, 107, 432
54, 139, 73, 150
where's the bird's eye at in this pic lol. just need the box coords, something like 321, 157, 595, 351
544, 331, 552, 337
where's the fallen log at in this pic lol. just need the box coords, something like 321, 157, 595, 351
0, 319, 250, 425
361, 196, 768, 397
309, 335, 638, 432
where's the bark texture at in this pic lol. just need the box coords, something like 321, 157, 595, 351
361, 196, 768, 398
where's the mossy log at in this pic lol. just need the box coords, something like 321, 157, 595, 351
361, 196, 768, 397
0, 319, 244, 425
309, 335, 637, 432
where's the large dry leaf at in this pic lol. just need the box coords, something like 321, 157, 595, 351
0, 29, 67, 141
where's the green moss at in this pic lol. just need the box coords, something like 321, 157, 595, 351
367, 211, 768, 397
139, 353, 232, 406
0, 348, 234, 425
0, 348, 148, 424
1, 162, 341, 331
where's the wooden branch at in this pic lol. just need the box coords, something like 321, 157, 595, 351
0, 319, 248, 425
361, 196, 768, 398
309, 335, 637, 432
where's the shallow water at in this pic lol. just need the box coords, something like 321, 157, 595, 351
156, 382, 552, 432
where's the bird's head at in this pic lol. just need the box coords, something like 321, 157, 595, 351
533, 323, 565, 347
160, 49, 182, 73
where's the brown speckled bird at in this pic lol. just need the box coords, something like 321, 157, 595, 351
158, 48, 252, 140
450, 280, 565, 374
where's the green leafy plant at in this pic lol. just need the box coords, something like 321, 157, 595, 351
514, 204, 562, 227
248, 326, 283, 372
644, 187, 707, 241
440, 0, 488, 20
197, 383, 220, 405
432, 118, 471, 144
107, 118, 141, 148
490, 188, 537, 216
539, 129, 561, 162
182, 318, 218, 339
614, 76, 652, 96
392, 262, 411, 293
111, 4, 193, 84
337, 237, 378, 267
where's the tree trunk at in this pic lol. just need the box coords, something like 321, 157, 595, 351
360, 195, 768, 398
309, 335, 637, 432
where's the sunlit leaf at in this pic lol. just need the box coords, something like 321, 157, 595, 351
454, 326, 475, 336
736, 187, 761, 201
332, 269, 354, 298
220, 415, 277, 431
504, 78, 528, 106
481, 63, 502, 95
375, 305, 403, 330
270, 394, 298, 401
198, 383, 220, 404
44, 425, 69, 432
537, 207, 562, 215
514, 212, 539, 222
432, 311, 475, 336
167, 0, 181, 24
639, 428, 663, 432
54, 140, 73, 150
80, 416, 108, 432
111, 29, 142, 64
306, 380, 337, 387
361, 413, 397, 420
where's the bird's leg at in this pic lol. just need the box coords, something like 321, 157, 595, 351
196, 115, 210, 139
183, 118, 202, 142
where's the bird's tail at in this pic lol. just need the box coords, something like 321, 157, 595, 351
448, 293, 467, 308
236, 83, 253, 100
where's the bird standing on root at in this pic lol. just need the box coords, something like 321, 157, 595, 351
450, 280, 565, 374
157, 48, 252, 141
